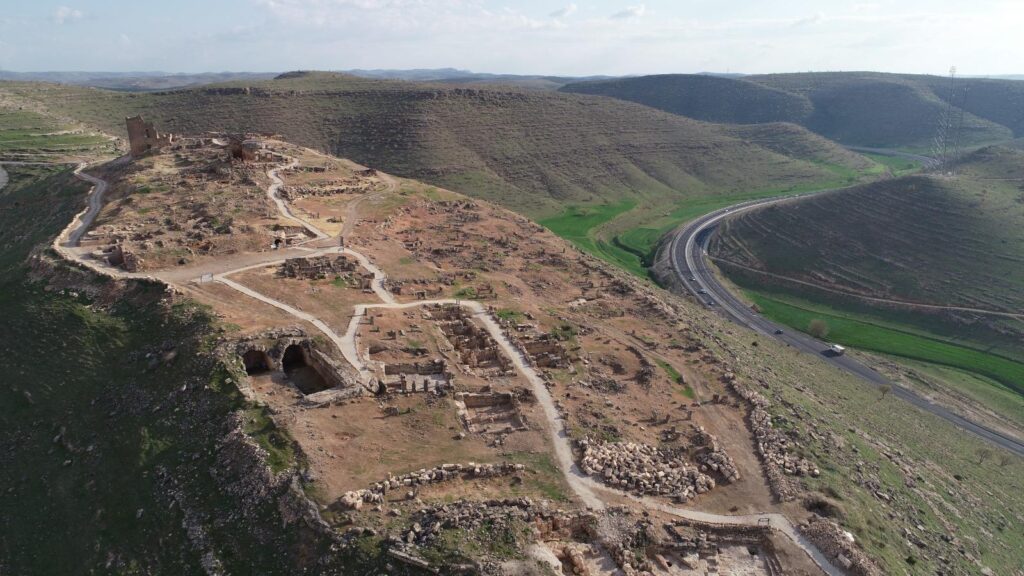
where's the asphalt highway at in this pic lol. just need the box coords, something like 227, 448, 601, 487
667, 184, 1024, 458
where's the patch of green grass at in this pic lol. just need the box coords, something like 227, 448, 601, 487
539, 200, 645, 273
453, 286, 477, 299
495, 308, 525, 322
550, 322, 577, 343
655, 359, 695, 398
242, 405, 298, 474
746, 290, 1024, 395
861, 152, 922, 176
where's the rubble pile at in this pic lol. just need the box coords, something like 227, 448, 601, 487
279, 255, 355, 280
800, 517, 882, 576
694, 430, 741, 483
337, 462, 525, 510
278, 179, 377, 200
722, 371, 818, 500
396, 498, 593, 550
578, 438, 716, 502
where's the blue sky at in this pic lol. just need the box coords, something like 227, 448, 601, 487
0, 1, 1021, 75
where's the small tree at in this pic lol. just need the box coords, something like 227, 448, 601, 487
808, 318, 830, 339
976, 447, 993, 465
878, 385, 892, 401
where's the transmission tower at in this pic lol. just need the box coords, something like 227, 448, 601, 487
931, 66, 968, 172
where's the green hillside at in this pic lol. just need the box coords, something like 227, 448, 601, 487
562, 72, 1023, 150
710, 145, 1024, 392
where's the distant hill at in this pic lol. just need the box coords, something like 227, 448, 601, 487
0, 72, 869, 221
0, 71, 278, 91
561, 72, 1024, 149
562, 74, 813, 124
342, 68, 618, 90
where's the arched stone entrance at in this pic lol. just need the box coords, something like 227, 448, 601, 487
282, 344, 330, 394
242, 349, 273, 374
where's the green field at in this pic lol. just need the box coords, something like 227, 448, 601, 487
538, 199, 647, 276
0, 107, 112, 160
541, 167, 875, 280
746, 290, 1024, 396
861, 152, 922, 175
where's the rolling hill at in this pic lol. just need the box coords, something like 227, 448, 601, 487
561, 72, 1024, 150
0, 72, 880, 275
709, 145, 1024, 393
562, 74, 814, 124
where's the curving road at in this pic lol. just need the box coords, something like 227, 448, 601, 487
667, 177, 1024, 458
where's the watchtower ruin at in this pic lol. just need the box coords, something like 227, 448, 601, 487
125, 115, 174, 157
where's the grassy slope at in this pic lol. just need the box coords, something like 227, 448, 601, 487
0, 166, 392, 574
560, 74, 814, 124
746, 290, 1024, 394
711, 147, 1024, 411
563, 72, 1022, 150
0, 98, 114, 161
676, 285, 1024, 575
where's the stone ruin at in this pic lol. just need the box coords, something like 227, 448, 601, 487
336, 462, 526, 511
661, 519, 784, 576
499, 316, 573, 370
577, 437, 718, 503
376, 358, 452, 395
454, 389, 529, 435
126, 115, 174, 158
87, 243, 142, 272
225, 134, 278, 163
279, 255, 356, 280
232, 332, 356, 397
428, 304, 513, 376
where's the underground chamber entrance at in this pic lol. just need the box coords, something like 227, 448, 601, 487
281, 344, 331, 394
242, 349, 273, 375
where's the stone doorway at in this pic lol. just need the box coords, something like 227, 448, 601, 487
282, 344, 331, 394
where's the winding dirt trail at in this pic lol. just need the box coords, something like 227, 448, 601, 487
57, 155, 842, 576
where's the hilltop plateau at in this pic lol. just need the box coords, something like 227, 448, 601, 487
2, 128, 1020, 574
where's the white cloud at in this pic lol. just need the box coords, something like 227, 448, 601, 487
791, 12, 824, 27
610, 4, 646, 20
549, 4, 577, 19
53, 6, 84, 25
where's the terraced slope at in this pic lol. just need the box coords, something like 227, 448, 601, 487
0, 72, 867, 220
561, 74, 813, 124
564, 72, 1024, 150
710, 145, 1024, 390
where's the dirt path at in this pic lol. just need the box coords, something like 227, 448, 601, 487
56, 155, 840, 575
